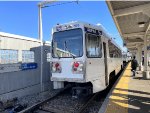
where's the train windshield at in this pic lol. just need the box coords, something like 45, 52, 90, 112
52, 28, 83, 58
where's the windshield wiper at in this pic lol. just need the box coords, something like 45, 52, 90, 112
64, 41, 76, 59
70, 54, 76, 59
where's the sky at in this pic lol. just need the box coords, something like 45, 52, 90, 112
0, 1, 127, 51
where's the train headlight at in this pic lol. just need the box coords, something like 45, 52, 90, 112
72, 61, 84, 74
52, 62, 61, 73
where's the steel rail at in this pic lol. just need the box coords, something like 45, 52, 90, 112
76, 93, 99, 113
18, 85, 71, 113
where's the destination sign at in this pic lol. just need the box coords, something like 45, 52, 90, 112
56, 24, 80, 32
84, 27, 102, 36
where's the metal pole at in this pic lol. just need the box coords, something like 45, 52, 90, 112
144, 36, 148, 71
139, 46, 143, 71
143, 35, 150, 79
137, 45, 142, 71
38, 4, 43, 92
38, 0, 57, 92
0, 38, 1, 49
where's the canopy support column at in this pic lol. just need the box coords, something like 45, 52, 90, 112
143, 36, 150, 79
137, 46, 143, 71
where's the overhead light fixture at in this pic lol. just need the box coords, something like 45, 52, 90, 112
138, 22, 145, 28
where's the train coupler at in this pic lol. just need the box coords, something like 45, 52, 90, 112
72, 86, 92, 98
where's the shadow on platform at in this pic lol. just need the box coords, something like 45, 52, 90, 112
109, 88, 150, 113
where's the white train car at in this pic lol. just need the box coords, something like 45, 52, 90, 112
122, 52, 132, 64
50, 21, 122, 95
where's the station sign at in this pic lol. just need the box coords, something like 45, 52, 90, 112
84, 27, 102, 36
21, 63, 37, 70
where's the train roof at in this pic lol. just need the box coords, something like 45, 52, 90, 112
53, 21, 122, 51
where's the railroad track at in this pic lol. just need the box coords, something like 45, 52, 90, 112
75, 93, 99, 113
35, 93, 98, 113
18, 87, 99, 113
18, 85, 72, 113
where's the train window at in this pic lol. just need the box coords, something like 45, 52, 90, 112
0, 49, 18, 64
108, 41, 114, 58
86, 34, 102, 58
108, 41, 121, 58
22, 50, 34, 63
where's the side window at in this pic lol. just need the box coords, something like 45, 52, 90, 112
86, 34, 102, 58
108, 41, 121, 58
108, 41, 114, 58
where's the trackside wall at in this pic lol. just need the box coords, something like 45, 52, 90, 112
0, 32, 52, 101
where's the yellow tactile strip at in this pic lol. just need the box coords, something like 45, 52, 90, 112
105, 63, 131, 113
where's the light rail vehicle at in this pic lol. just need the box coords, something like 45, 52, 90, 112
50, 21, 122, 97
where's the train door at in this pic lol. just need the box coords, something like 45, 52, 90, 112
103, 42, 109, 86
85, 33, 104, 80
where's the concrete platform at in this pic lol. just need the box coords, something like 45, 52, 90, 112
99, 63, 150, 113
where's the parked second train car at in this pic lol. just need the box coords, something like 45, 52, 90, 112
50, 21, 122, 96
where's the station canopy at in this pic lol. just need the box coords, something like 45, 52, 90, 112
106, 1, 150, 53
